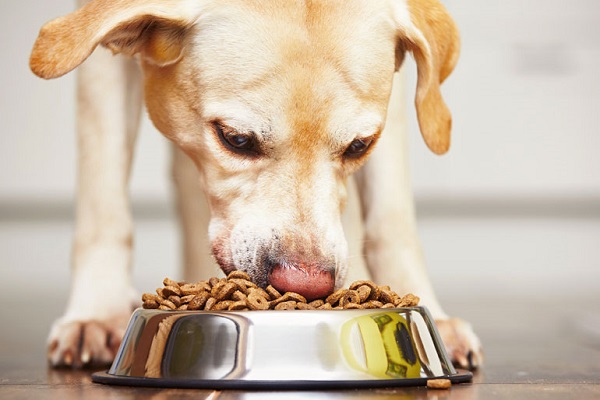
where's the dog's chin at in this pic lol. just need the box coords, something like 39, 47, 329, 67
268, 262, 335, 301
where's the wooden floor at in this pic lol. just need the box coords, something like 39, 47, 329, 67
2, 295, 599, 400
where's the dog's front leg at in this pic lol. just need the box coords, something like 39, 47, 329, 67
47, 46, 142, 368
355, 71, 444, 317
171, 145, 222, 282
355, 72, 483, 369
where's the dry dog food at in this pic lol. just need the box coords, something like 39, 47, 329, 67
142, 272, 420, 311
427, 378, 452, 389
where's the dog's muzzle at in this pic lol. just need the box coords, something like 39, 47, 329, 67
211, 227, 339, 301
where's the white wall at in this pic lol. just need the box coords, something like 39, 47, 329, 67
1, 0, 599, 206
407, 0, 600, 200
0, 1, 172, 203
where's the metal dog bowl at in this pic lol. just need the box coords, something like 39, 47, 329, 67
92, 307, 472, 389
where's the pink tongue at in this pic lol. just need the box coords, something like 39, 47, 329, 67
268, 263, 335, 301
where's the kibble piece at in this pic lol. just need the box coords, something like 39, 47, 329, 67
396, 293, 420, 307
209, 277, 221, 288
229, 300, 249, 310
247, 291, 269, 310
177, 304, 189, 311
241, 279, 258, 289
356, 285, 371, 302
180, 294, 196, 304
286, 292, 307, 303
214, 282, 237, 301
213, 300, 234, 311
231, 290, 247, 302
204, 297, 218, 310
180, 282, 210, 296
308, 299, 325, 308
227, 270, 251, 281
367, 286, 381, 302
143, 300, 159, 309
296, 303, 315, 310
162, 285, 182, 298
249, 287, 270, 299
427, 378, 451, 390
158, 305, 171, 311
159, 298, 177, 310
210, 279, 226, 297
379, 290, 396, 305
228, 279, 249, 294
349, 280, 381, 301
271, 292, 307, 307
274, 301, 297, 310
361, 300, 384, 309
381, 303, 395, 308
339, 290, 361, 307
266, 285, 282, 299
318, 303, 333, 310
163, 277, 180, 288
142, 293, 161, 303
168, 295, 182, 308
188, 292, 211, 310
343, 303, 363, 309
326, 289, 347, 305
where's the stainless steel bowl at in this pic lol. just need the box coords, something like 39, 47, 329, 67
92, 307, 471, 389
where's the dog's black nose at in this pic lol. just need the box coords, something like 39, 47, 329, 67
268, 262, 335, 301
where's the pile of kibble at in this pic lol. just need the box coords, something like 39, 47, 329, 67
142, 271, 420, 311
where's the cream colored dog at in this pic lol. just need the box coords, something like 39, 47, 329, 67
31, 0, 482, 369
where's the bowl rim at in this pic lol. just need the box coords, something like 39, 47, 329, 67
92, 369, 473, 390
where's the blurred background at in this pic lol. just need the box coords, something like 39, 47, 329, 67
0, 0, 599, 362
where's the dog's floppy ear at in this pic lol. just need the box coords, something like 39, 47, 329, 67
397, 0, 460, 154
30, 0, 204, 79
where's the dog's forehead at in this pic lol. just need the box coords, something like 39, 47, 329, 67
188, 0, 397, 140
188, 1, 397, 102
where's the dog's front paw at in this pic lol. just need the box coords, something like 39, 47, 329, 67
47, 312, 132, 368
435, 318, 483, 370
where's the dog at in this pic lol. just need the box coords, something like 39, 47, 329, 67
31, 0, 482, 369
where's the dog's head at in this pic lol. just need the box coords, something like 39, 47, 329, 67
31, 0, 459, 300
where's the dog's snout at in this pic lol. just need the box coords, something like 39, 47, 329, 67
211, 225, 344, 301
268, 261, 335, 301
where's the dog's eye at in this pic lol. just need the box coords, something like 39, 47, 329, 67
225, 133, 253, 149
215, 122, 259, 156
344, 138, 373, 158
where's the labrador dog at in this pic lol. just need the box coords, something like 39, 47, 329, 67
31, 0, 482, 369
